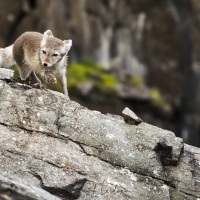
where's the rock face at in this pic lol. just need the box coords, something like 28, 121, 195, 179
0, 175, 61, 200
0, 73, 200, 199
0, 0, 200, 146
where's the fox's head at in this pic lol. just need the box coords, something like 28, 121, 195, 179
40, 30, 72, 68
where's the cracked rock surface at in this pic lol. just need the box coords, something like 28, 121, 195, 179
0, 77, 199, 199
0, 174, 61, 200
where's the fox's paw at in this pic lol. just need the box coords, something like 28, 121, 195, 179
46, 74, 57, 85
32, 82, 44, 89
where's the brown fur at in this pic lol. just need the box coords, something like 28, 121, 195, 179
13, 32, 43, 79
11, 30, 72, 96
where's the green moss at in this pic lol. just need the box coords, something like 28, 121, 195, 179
128, 76, 145, 86
67, 61, 105, 88
150, 87, 167, 108
67, 64, 88, 86
150, 88, 161, 101
49, 81, 62, 92
13, 65, 19, 77
67, 61, 118, 91
100, 74, 117, 89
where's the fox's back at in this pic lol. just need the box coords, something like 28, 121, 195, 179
13, 32, 43, 54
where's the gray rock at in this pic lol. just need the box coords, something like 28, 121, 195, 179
0, 68, 14, 79
0, 174, 61, 200
0, 79, 199, 199
77, 81, 94, 96
116, 84, 150, 101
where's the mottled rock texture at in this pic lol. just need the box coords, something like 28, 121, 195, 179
0, 0, 200, 147
0, 73, 200, 199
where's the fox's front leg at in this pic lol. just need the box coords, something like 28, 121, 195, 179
57, 71, 68, 96
41, 69, 57, 85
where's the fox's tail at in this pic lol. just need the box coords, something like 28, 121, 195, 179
0, 45, 16, 68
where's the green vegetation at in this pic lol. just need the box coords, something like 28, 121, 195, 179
150, 87, 167, 108
100, 74, 117, 89
67, 61, 102, 88
150, 88, 162, 102
13, 65, 19, 77
128, 76, 145, 86
67, 61, 117, 91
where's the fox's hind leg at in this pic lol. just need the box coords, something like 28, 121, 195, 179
13, 49, 32, 81
18, 64, 32, 81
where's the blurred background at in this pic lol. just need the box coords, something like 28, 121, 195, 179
0, 0, 200, 147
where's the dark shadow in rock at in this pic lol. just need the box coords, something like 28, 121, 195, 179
42, 178, 87, 200
154, 137, 173, 166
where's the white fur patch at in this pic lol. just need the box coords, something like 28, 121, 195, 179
44, 30, 53, 37
63, 39, 72, 54
41, 30, 53, 47
67, 39, 72, 46
41, 38, 46, 47
0, 45, 16, 68
5, 45, 13, 54
63, 39, 72, 47
7, 45, 16, 67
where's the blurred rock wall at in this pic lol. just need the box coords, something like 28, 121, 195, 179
0, 0, 199, 146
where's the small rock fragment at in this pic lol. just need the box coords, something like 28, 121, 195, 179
122, 107, 143, 125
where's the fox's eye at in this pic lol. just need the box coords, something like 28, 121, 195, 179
52, 53, 58, 57
42, 50, 46, 54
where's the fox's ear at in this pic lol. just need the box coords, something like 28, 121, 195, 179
43, 30, 53, 38
63, 39, 72, 53
63, 39, 72, 46
41, 30, 53, 47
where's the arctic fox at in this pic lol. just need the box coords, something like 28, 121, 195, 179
0, 30, 72, 96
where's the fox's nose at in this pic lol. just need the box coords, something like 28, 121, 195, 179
43, 63, 48, 67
